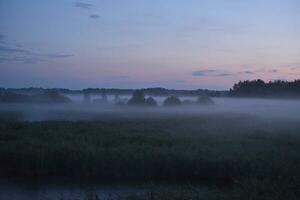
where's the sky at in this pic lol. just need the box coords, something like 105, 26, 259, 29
0, 0, 299, 90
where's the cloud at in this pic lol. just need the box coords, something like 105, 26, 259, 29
192, 68, 281, 79
192, 70, 216, 76
238, 69, 279, 75
46, 54, 74, 59
288, 63, 300, 71
0, 56, 46, 64
0, 44, 73, 64
216, 73, 233, 77
254, 69, 279, 74
269, 69, 278, 73
0, 45, 30, 54
0, 34, 4, 44
89, 14, 100, 19
244, 71, 255, 74
75, 2, 94, 9
192, 69, 236, 77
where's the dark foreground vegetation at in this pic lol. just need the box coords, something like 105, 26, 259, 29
0, 114, 300, 199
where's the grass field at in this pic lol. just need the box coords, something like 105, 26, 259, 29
0, 112, 300, 199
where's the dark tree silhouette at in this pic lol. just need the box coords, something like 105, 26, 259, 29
128, 90, 146, 105
229, 79, 300, 98
0, 91, 71, 103
197, 95, 214, 105
145, 97, 157, 106
83, 92, 91, 103
163, 96, 181, 106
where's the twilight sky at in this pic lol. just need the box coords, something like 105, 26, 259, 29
0, 0, 299, 90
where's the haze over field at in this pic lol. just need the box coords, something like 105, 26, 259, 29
1, 96, 300, 122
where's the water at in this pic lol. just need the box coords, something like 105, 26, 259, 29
0, 179, 209, 200
0, 179, 147, 200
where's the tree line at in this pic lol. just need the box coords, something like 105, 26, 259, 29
229, 79, 300, 98
0, 87, 226, 97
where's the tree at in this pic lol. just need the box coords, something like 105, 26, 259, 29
128, 90, 146, 105
163, 96, 181, 106
197, 95, 214, 105
229, 79, 300, 97
145, 97, 157, 106
83, 92, 91, 103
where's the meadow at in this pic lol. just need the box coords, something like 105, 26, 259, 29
0, 106, 300, 199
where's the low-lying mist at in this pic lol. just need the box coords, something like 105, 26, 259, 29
0, 96, 299, 122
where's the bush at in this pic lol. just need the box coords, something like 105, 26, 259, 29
163, 96, 181, 106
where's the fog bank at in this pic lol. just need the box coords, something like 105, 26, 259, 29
0, 97, 299, 122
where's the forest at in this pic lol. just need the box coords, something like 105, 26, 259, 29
229, 79, 300, 97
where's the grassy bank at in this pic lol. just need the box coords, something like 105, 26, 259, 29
0, 114, 300, 199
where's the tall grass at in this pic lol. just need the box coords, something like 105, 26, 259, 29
1, 113, 300, 199
1, 114, 300, 184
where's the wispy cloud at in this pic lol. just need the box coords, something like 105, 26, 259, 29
0, 44, 73, 64
75, 2, 100, 20
75, 2, 94, 9
269, 69, 278, 73
287, 62, 300, 71
46, 54, 74, 59
0, 34, 5, 44
89, 14, 100, 19
237, 69, 278, 75
192, 69, 234, 77
0, 55, 46, 64
192, 70, 216, 76
192, 68, 280, 77
216, 73, 233, 77
244, 71, 255, 74
0, 45, 30, 54
252, 69, 279, 74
